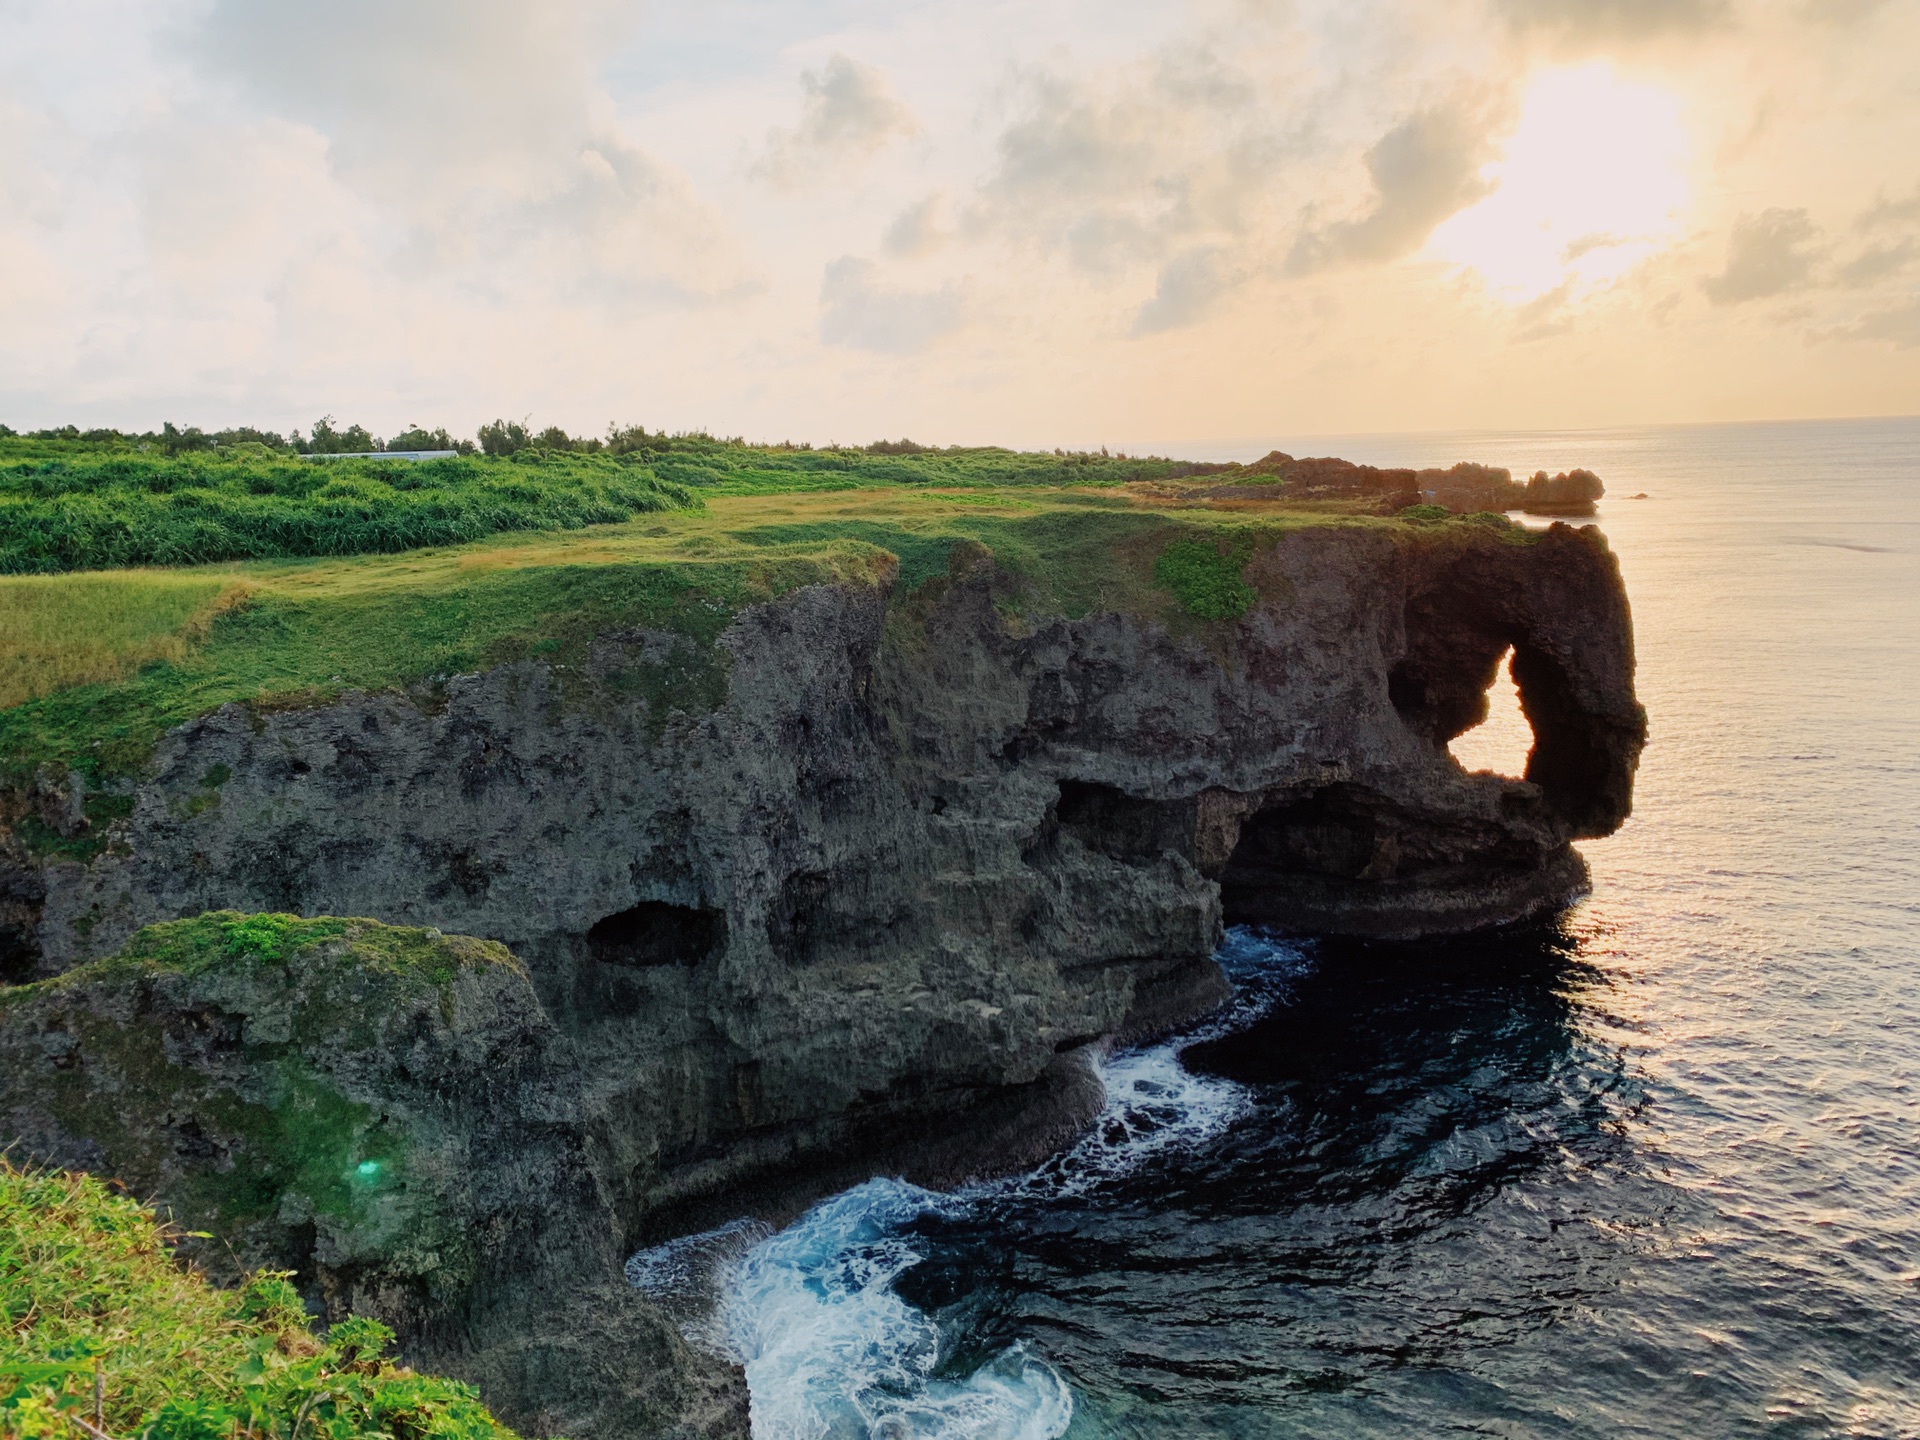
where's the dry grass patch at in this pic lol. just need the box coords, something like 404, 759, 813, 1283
0, 573, 252, 710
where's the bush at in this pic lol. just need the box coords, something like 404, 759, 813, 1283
0, 451, 698, 574
0, 1160, 520, 1440
1154, 535, 1257, 620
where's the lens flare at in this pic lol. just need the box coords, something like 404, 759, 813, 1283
1428, 64, 1690, 302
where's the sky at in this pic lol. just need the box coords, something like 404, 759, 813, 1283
1, 0, 1916, 449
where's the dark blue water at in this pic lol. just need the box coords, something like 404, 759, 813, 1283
632, 417, 1920, 1439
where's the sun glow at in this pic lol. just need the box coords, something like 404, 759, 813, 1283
1428, 64, 1690, 302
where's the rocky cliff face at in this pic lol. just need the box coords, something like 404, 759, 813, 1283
0, 518, 1643, 1438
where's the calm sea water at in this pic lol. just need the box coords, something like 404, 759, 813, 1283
632, 417, 1920, 1439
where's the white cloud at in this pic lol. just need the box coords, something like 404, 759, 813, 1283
756, 54, 917, 186
1702, 208, 1823, 304
968, 63, 1283, 275
0, 0, 1916, 437
1836, 240, 1917, 288
819, 256, 965, 354
1842, 299, 1920, 347
1494, 0, 1729, 42
1288, 98, 1499, 273
883, 193, 953, 258
1133, 246, 1241, 334
1858, 185, 1920, 233
185, 0, 753, 304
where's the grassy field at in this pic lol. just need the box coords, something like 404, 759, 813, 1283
0, 432, 1204, 575
0, 1159, 517, 1440
0, 443, 700, 574
0, 435, 1533, 803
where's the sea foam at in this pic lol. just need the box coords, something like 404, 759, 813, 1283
625, 930, 1312, 1439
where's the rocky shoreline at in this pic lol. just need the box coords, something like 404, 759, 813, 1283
0, 518, 1644, 1438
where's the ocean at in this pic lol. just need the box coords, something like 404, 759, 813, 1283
629, 416, 1920, 1439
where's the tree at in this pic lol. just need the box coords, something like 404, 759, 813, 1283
476, 418, 532, 456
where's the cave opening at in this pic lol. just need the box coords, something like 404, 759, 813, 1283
1388, 577, 1634, 838
1448, 646, 1534, 779
1054, 780, 1189, 862
585, 901, 727, 968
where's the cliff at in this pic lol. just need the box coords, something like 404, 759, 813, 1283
1152, 453, 1606, 515
0, 502, 1645, 1437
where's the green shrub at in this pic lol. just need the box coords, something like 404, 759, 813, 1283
1154, 536, 1257, 620
0, 451, 697, 574
0, 1160, 521, 1440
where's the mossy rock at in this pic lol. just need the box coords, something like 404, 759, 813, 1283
0, 913, 549, 1304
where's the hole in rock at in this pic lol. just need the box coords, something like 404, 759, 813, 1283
1055, 780, 1187, 862
1449, 647, 1534, 779
1216, 782, 1546, 929
1220, 785, 1384, 898
586, 902, 727, 968
0, 922, 38, 985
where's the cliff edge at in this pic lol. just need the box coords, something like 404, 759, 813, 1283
0, 502, 1645, 1438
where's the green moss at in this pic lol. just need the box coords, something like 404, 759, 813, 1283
4, 914, 518, 1236
10, 817, 103, 865
2, 994, 387, 1232
97, 911, 489, 992
104, 912, 353, 975
79, 793, 133, 823
0, 1161, 520, 1440
1154, 535, 1258, 620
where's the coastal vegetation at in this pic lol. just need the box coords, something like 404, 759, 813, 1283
0, 425, 1203, 574
0, 1159, 518, 1440
0, 446, 697, 575
0, 422, 1542, 803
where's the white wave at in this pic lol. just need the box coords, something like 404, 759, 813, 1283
723, 1179, 1071, 1440
988, 930, 1311, 1206
627, 928, 1312, 1440
626, 1216, 777, 1352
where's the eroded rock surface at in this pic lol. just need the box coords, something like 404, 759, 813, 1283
0, 520, 1644, 1438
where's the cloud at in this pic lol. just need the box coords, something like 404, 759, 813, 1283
756, 55, 917, 185
3, 0, 1919, 436
883, 194, 952, 258
1494, 0, 1729, 41
191, 0, 619, 193
1133, 247, 1240, 334
1799, 0, 1890, 27
1514, 282, 1576, 341
1702, 209, 1823, 304
968, 63, 1283, 276
1858, 185, 1920, 232
1835, 300, 1920, 347
1836, 239, 1918, 288
186, 0, 752, 306
1288, 100, 1495, 273
819, 257, 965, 353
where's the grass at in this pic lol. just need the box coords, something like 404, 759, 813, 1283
1153, 534, 1259, 620
0, 1159, 519, 1440
0, 445, 698, 574
0, 467, 1536, 800
0, 434, 1209, 576
0, 571, 250, 710
64, 911, 495, 990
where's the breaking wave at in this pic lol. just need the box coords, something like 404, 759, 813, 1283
625, 930, 1311, 1439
